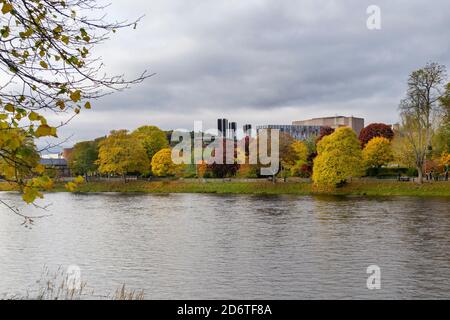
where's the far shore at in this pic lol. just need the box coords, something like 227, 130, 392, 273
1, 179, 449, 197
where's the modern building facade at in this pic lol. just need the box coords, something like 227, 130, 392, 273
293, 116, 364, 136
256, 125, 322, 141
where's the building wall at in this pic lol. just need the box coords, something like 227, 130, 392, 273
256, 125, 322, 141
293, 116, 364, 136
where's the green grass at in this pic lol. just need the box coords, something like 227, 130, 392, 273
1, 179, 449, 197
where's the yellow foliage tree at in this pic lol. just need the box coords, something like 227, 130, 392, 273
0, 128, 53, 203
151, 148, 179, 177
312, 127, 363, 188
97, 130, 150, 181
362, 137, 394, 169
391, 134, 416, 168
289, 140, 309, 176
440, 151, 450, 167
132, 126, 169, 162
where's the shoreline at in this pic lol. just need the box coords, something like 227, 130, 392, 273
1, 180, 449, 197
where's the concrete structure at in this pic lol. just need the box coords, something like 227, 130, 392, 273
256, 125, 322, 141
293, 116, 364, 136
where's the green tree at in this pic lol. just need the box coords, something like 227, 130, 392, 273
97, 130, 150, 181
0, 0, 147, 213
68, 140, 99, 179
362, 137, 393, 169
132, 126, 169, 163
312, 127, 363, 188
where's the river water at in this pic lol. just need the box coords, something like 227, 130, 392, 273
0, 192, 449, 299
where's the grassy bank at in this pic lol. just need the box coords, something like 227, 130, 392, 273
2, 180, 448, 197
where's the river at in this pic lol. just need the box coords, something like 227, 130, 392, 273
0, 192, 449, 299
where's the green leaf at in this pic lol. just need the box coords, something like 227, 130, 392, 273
84, 101, 91, 109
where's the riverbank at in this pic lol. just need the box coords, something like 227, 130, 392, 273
1, 180, 448, 197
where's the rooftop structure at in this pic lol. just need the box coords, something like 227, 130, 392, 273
256, 124, 322, 141
293, 116, 364, 136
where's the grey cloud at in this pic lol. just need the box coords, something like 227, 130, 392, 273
50, 0, 450, 147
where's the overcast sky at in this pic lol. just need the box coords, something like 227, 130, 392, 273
47, 0, 450, 148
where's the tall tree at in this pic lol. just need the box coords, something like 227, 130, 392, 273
97, 130, 149, 181
312, 127, 363, 188
362, 137, 393, 169
132, 126, 169, 162
68, 140, 99, 179
399, 62, 447, 183
151, 148, 180, 177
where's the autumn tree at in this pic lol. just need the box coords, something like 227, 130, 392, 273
0, 127, 53, 206
316, 126, 334, 143
0, 0, 148, 220
278, 133, 295, 178
436, 82, 450, 152
399, 62, 447, 183
288, 140, 309, 177
132, 126, 169, 162
196, 160, 210, 178
362, 137, 393, 170
97, 130, 149, 181
151, 148, 179, 177
312, 127, 363, 188
391, 134, 417, 169
359, 123, 394, 147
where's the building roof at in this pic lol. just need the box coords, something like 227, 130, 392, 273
40, 158, 68, 166
296, 115, 364, 121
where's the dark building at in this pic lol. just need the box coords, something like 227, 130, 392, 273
40, 158, 71, 177
229, 122, 237, 139
217, 118, 229, 138
243, 124, 252, 137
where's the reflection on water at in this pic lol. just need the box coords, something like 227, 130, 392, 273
0, 192, 449, 299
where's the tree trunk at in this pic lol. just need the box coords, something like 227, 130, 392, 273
417, 166, 423, 184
